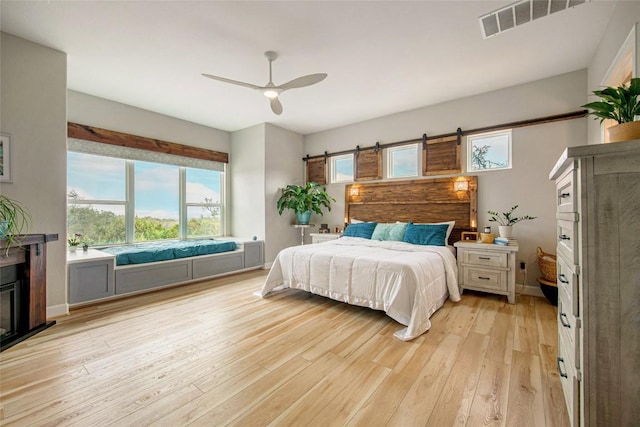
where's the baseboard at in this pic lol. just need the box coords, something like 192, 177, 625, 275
47, 303, 69, 318
263, 262, 273, 270
517, 283, 544, 298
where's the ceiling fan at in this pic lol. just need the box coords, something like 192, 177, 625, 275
202, 51, 327, 115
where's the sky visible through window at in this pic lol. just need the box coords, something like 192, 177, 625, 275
68, 152, 221, 220
333, 155, 354, 182
390, 145, 418, 177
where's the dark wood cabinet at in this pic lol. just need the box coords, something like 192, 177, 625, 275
1, 233, 58, 351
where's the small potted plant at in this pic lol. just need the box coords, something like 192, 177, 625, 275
582, 77, 640, 142
68, 233, 82, 253
276, 182, 335, 224
0, 195, 32, 252
487, 205, 536, 238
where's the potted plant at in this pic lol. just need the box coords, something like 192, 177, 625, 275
276, 182, 335, 224
582, 77, 640, 142
487, 205, 536, 238
0, 195, 32, 252
67, 233, 82, 253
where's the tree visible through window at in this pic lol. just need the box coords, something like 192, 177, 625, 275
67, 152, 224, 245
468, 130, 512, 172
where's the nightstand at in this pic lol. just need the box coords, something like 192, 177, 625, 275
310, 233, 342, 244
454, 240, 519, 304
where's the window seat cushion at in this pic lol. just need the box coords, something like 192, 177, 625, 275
101, 239, 237, 266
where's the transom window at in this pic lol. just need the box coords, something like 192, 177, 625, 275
67, 151, 224, 245
467, 130, 512, 172
387, 144, 419, 178
331, 154, 354, 183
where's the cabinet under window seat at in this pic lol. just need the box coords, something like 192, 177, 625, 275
68, 239, 264, 306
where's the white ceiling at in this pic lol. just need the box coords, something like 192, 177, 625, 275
1, 1, 616, 135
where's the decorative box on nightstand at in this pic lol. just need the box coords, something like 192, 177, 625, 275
310, 233, 341, 244
453, 240, 519, 304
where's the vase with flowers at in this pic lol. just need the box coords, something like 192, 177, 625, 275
487, 205, 537, 238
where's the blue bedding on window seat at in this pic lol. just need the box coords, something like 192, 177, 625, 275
101, 239, 238, 266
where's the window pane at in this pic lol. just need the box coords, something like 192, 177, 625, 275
68, 203, 126, 245
134, 161, 179, 241
187, 206, 221, 237
332, 154, 354, 183
468, 131, 511, 171
67, 152, 126, 201
389, 145, 418, 177
186, 168, 221, 204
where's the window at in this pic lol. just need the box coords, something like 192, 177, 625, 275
387, 144, 418, 178
331, 154, 354, 183
186, 167, 223, 237
67, 152, 224, 245
467, 130, 512, 172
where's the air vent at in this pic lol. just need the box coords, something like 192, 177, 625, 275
480, 0, 588, 39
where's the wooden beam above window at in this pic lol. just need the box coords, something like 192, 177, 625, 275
68, 122, 229, 163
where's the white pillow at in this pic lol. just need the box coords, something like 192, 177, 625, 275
350, 218, 364, 224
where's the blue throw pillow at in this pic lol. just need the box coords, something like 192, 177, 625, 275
403, 223, 449, 246
343, 222, 377, 239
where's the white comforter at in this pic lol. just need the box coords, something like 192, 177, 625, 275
260, 237, 460, 341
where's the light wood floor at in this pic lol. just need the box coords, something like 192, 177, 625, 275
0, 269, 569, 426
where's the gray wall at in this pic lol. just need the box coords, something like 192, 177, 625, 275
304, 70, 588, 287
0, 33, 68, 315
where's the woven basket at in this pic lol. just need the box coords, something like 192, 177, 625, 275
537, 247, 557, 282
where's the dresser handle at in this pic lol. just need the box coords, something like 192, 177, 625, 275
559, 274, 569, 284
559, 234, 571, 241
557, 357, 568, 378
479, 257, 491, 260
560, 312, 571, 328
478, 276, 490, 280
559, 192, 571, 199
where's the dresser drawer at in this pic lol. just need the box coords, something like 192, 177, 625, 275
556, 167, 576, 213
558, 288, 580, 369
462, 250, 507, 268
557, 219, 578, 265
558, 330, 580, 427
462, 266, 507, 291
557, 255, 579, 317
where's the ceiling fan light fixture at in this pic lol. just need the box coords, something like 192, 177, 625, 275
263, 88, 281, 99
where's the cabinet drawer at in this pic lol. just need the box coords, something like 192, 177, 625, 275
462, 250, 507, 268
558, 331, 580, 427
462, 267, 507, 291
557, 255, 579, 317
556, 168, 576, 213
557, 219, 578, 265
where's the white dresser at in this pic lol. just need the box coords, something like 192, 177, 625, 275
549, 140, 640, 426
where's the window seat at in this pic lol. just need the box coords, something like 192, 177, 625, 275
68, 238, 264, 306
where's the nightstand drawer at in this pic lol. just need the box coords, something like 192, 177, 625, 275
462, 267, 507, 291
462, 250, 507, 268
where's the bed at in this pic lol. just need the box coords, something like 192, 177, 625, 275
260, 176, 478, 341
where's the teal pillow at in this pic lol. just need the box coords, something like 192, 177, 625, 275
403, 223, 449, 246
371, 222, 408, 241
343, 222, 377, 239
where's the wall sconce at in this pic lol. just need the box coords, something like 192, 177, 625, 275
454, 181, 469, 192
350, 187, 359, 196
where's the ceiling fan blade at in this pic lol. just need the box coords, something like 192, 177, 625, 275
202, 73, 261, 90
270, 97, 283, 115
279, 73, 327, 91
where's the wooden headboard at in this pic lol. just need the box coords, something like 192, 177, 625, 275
344, 176, 478, 245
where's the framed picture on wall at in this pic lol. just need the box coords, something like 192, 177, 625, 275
0, 134, 11, 182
